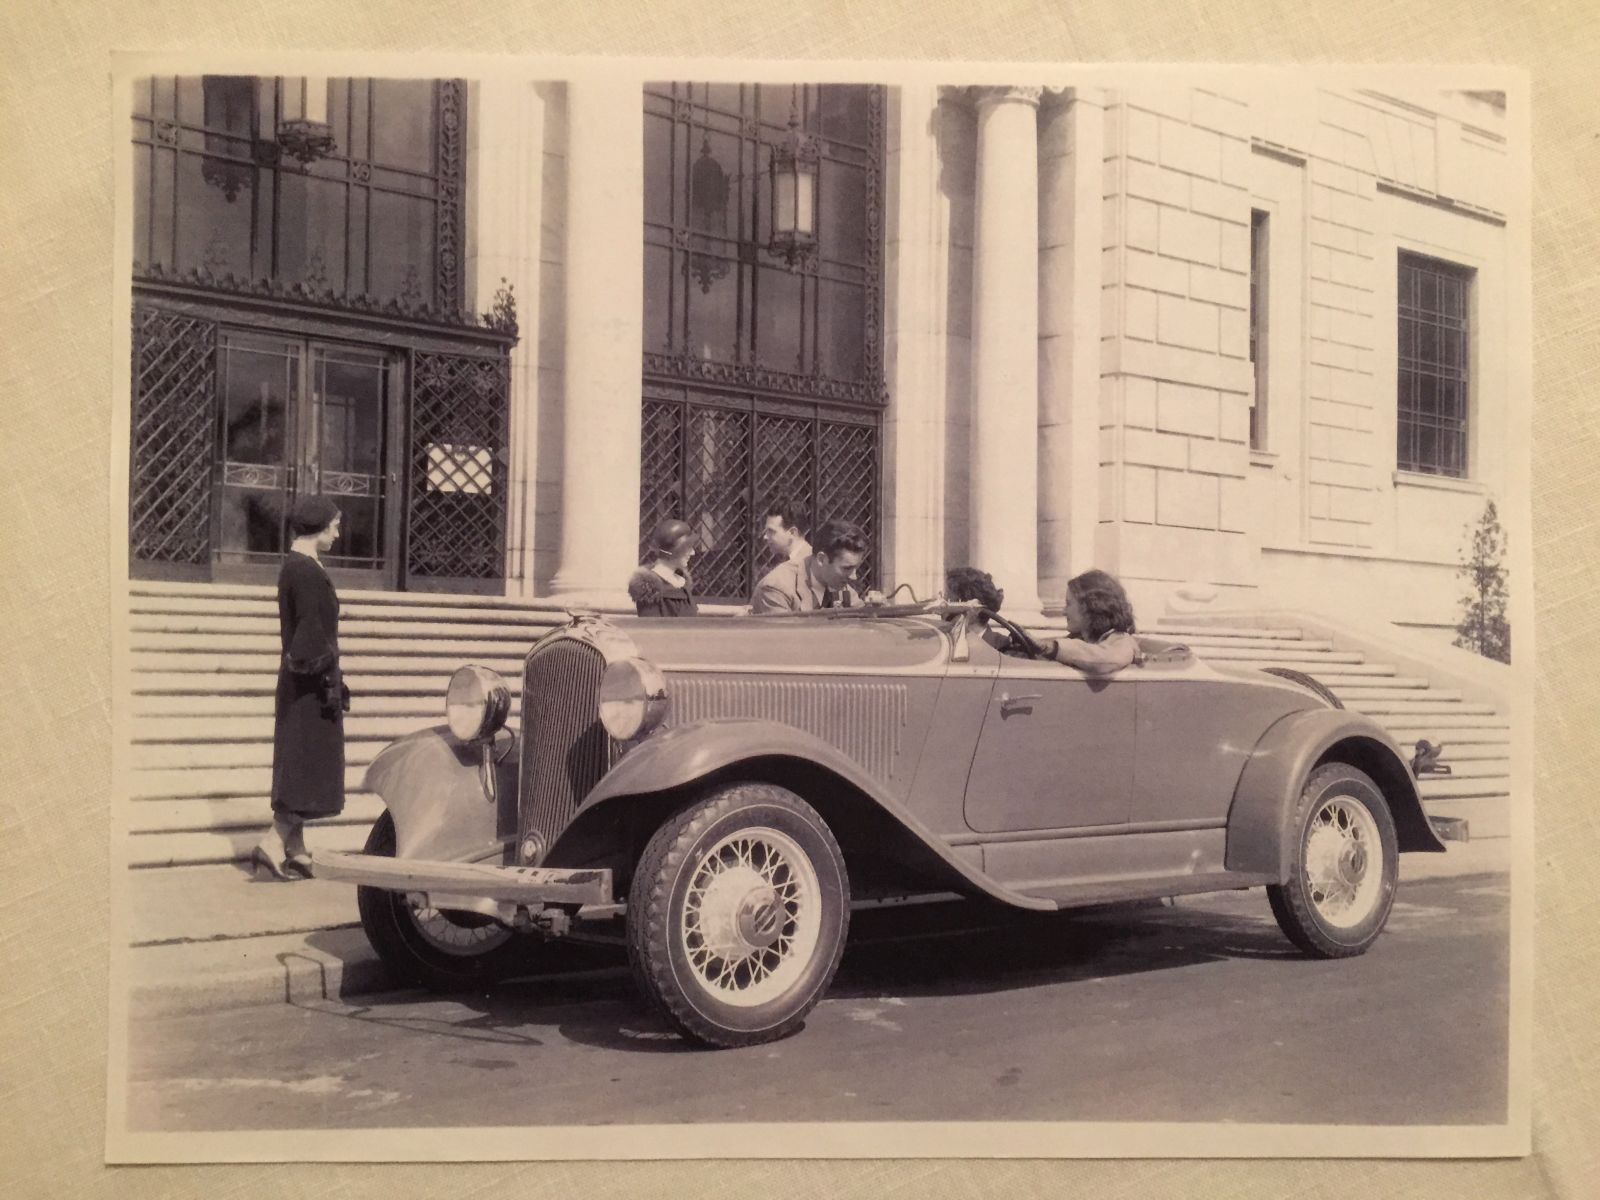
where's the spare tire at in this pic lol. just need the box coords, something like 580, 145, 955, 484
1261, 666, 1344, 709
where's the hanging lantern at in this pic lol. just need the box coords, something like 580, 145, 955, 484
276, 76, 336, 166
768, 100, 819, 272
688, 134, 732, 293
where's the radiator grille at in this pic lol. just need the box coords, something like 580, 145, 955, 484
519, 638, 612, 858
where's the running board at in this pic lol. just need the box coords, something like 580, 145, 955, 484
1016, 871, 1279, 911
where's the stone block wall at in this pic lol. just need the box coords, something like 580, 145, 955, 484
1098, 86, 1255, 617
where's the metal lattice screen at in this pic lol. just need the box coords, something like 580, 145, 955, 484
640, 396, 879, 602
407, 349, 510, 585
130, 307, 218, 567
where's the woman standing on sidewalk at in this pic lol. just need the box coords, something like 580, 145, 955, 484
254, 495, 348, 880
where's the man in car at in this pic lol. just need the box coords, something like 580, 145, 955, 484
752, 519, 880, 613
761, 500, 813, 566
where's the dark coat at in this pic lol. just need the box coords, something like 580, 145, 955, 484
271, 552, 346, 818
629, 566, 699, 617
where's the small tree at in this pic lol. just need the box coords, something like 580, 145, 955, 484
1453, 499, 1511, 664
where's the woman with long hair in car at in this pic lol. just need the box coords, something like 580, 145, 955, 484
1039, 569, 1143, 675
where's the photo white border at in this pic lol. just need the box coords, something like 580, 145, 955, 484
103, 50, 1534, 1164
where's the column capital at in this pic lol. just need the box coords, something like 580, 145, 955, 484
966, 85, 1044, 110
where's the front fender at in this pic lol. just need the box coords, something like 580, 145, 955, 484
363, 725, 520, 861
544, 718, 1055, 911
1225, 708, 1446, 878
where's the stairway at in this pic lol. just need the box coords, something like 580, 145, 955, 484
124, 582, 580, 868
122, 585, 1512, 869
1153, 617, 1512, 841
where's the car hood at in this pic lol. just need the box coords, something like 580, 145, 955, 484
618, 612, 950, 672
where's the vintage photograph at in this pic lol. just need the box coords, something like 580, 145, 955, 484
106, 58, 1530, 1160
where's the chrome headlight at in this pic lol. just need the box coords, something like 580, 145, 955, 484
598, 657, 670, 741
445, 665, 511, 742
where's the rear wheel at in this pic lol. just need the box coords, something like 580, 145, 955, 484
1268, 764, 1399, 958
356, 812, 539, 993
627, 783, 850, 1048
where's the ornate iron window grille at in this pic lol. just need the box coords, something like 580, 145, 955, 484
1397, 252, 1473, 478
641, 84, 886, 603
129, 307, 219, 571
131, 77, 479, 329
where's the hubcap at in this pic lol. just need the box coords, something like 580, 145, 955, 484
680, 826, 822, 1008
1303, 796, 1385, 929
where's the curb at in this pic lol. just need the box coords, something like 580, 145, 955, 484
129, 927, 395, 1020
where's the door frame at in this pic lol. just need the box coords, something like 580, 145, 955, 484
209, 328, 406, 592
128, 284, 517, 593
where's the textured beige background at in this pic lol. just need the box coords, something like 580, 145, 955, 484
3, 0, 1595, 1195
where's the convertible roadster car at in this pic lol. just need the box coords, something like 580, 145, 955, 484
316, 602, 1446, 1048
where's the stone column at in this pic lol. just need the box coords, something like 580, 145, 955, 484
465, 79, 545, 598
883, 83, 951, 603
548, 81, 644, 604
970, 86, 1043, 618
1038, 87, 1106, 609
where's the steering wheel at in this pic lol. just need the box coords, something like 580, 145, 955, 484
977, 609, 1050, 660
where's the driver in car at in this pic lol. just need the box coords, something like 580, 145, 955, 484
952, 567, 1141, 676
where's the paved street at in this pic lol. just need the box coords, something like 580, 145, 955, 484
125, 873, 1509, 1131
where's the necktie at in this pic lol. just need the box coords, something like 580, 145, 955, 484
822, 588, 836, 609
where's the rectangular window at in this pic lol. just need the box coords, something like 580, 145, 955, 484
1397, 252, 1473, 477
1248, 209, 1269, 450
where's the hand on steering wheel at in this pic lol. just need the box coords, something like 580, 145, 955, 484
980, 609, 1050, 660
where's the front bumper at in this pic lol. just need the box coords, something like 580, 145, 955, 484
315, 851, 613, 908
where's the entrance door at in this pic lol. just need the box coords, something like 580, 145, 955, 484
213, 331, 402, 590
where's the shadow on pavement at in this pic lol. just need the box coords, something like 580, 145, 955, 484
292, 892, 1321, 1053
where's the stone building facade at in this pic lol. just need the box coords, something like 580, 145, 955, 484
126, 77, 1511, 641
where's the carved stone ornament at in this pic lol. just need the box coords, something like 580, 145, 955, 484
967, 85, 1045, 108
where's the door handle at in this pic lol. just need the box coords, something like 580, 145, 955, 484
998, 692, 1042, 712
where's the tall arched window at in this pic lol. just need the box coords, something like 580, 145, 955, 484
640, 83, 886, 601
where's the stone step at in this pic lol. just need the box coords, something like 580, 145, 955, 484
127, 670, 522, 696
129, 821, 372, 869
131, 714, 443, 749
1385, 727, 1510, 746
1154, 622, 1306, 641
128, 793, 385, 835
1416, 775, 1511, 801
1193, 647, 1365, 664
1314, 674, 1430, 690
129, 616, 566, 642
129, 603, 571, 627
130, 691, 499, 718
130, 764, 374, 800
1346, 699, 1500, 716
1407, 760, 1514, 781
1421, 797, 1511, 840
1417, 743, 1513, 763
1153, 634, 1335, 652
130, 653, 532, 681
130, 633, 558, 657
1382, 713, 1511, 732
1284, 663, 1398, 677
132, 731, 418, 770
1328, 684, 1457, 700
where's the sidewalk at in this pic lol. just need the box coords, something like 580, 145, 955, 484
125, 836, 1511, 1021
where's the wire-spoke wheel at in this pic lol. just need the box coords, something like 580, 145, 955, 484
1268, 764, 1399, 958
628, 783, 849, 1048
356, 812, 541, 993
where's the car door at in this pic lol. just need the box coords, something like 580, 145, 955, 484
962, 654, 1137, 834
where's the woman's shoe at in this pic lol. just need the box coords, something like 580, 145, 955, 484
283, 854, 315, 880
250, 845, 291, 881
